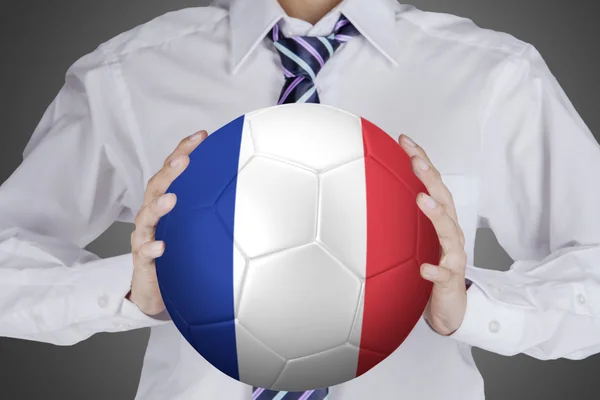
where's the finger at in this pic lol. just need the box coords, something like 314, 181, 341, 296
439, 249, 467, 276
143, 130, 207, 207
398, 134, 463, 244
398, 135, 459, 217
143, 155, 189, 206
133, 240, 165, 270
420, 263, 452, 286
410, 155, 459, 225
133, 193, 177, 251
398, 134, 433, 164
164, 130, 207, 167
417, 192, 463, 257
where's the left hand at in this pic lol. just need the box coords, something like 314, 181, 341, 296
398, 134, 468, 336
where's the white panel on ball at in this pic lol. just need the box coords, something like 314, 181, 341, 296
237, 243, 361, 361
247, 104, 364, 172
232, 245, 247, 316
272, 343, 360, 391
233, 157, 318, 259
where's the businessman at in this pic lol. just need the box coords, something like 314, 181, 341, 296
1, 0, 599, 399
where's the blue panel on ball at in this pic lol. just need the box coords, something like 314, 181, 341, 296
155, 114, 246, 381
157, 208, 238, 324
189, 320, 239, 378
166, 115, 246, 210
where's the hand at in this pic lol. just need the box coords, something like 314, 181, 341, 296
398, 134, 468, 336
128, 130, 208, 316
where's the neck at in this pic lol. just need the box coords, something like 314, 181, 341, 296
278, 0, 344, 24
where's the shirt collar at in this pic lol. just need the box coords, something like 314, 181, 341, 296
228, 0, 399, 74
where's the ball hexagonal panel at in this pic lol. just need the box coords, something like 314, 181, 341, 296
237, 243, 361, 360
361, 118, 424, 198
247, 104, 364, 172
220, 156, 318, 259
233, 321, 286, 388
318, 158, 367, 279
272, 343, 360, 391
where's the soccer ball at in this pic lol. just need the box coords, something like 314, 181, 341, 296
155, 104, 439, 391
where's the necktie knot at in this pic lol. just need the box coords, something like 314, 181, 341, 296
269, 15, 360, 104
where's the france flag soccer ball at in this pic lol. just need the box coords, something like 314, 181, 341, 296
155, 103, 440, 391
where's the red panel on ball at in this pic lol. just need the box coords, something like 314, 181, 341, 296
356, 118, 439, 377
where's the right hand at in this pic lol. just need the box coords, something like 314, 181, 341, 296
128, 130, 208, 316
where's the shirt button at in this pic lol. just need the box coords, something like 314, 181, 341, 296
488, 320, 501, 334
97, 294, 109, 308
577, 294, 586, 304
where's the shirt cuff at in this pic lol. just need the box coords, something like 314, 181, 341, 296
72, 253, 168, 332
449, 282, 526, 356
115, 298, 171, 329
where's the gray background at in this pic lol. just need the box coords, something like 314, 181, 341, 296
0, 0, 599, 399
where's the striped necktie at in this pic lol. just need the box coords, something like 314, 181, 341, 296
252, 387, 329, 400
269, 15, 360, 104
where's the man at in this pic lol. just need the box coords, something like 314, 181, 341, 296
0, 0, 599, 399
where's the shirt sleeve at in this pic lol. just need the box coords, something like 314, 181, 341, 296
0, 46, 168, 346
450, 44, 600, 360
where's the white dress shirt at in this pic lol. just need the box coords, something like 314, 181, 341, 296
1, 0, 599, 398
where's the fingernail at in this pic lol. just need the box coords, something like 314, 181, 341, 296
416, 158, 430, 171
170, 156, 183, 168
189, 131, 205, 141
402, 135, 417, 147
422, 193, 437, 209
423, 265, 439, 277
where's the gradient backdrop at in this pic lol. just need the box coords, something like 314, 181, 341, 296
0, 1, 599, 399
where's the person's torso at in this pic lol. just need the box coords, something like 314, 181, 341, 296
96, 3, 528, 399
